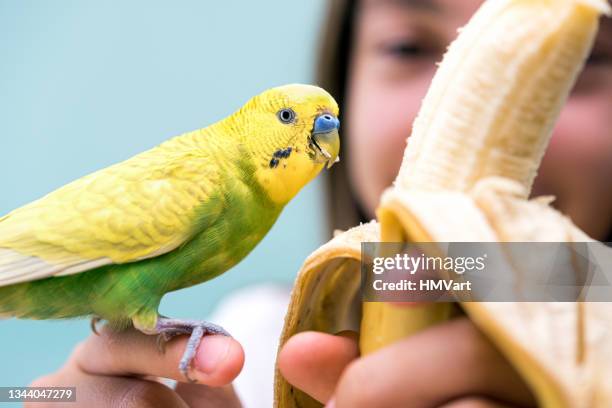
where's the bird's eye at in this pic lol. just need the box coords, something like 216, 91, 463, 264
277, 108, 296, 124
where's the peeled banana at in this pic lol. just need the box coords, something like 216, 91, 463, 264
275, 0, 612, 407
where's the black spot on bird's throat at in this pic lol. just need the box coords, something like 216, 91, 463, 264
270, 147, 293, 169
273, 147, 292, 159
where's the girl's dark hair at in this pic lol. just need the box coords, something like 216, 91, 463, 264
316, 0, 369, 237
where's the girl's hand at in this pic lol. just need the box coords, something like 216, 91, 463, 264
279, 317, 537, 408
27, 326, 244, 408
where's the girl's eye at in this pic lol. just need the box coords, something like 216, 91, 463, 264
277, 108, 296, 124
380, 40, 431, 59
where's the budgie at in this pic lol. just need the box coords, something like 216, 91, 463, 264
0, 84, 340, 380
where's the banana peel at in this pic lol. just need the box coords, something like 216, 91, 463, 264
372, 179, 611, 408
274, 222, 378, 408
275, 0, 612, 407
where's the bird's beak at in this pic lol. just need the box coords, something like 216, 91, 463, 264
311, 114, 340, 169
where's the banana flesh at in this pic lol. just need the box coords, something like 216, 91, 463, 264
397, 0, 609, 196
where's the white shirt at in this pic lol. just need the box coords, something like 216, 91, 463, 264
210, 284, 291, 408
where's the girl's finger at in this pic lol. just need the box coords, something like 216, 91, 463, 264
28, 369, 189, 408
438, 397, 519, 408
73, 326, 244, 386
175, 382, 242, 408
278, 330, 359, 403
332, 318, 535, 408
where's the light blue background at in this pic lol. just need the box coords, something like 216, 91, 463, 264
0, 0, 327, 390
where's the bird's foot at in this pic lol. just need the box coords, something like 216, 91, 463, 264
90, 316, 103, 335
154, 317, 230, 382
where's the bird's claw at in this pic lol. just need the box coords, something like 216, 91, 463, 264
90, 316, 103, 335
154, 317, 231, 382
156, 331, 176, 354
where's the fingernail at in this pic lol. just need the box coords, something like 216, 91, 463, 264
194, 335, 232, 375
325, 397, 336, 408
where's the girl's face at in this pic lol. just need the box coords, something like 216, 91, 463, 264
346, 0, 612, 239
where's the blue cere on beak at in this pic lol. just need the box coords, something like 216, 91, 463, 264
313, 114, 340, 134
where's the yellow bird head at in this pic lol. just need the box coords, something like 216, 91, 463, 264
223, 84, 340, 205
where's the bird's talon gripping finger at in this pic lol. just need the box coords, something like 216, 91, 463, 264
153, 317, 231, 382
89, 316, 102, 335
156, 332, 169, 354
156, 329, 186, 353
179, 356, 197, 383
179, 324, 205, 382
205, 322, 231, 337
